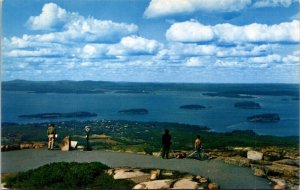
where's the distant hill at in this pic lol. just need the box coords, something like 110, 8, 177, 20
2, 80, 299, 97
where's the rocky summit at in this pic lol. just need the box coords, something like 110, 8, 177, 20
107, 168, 216, 189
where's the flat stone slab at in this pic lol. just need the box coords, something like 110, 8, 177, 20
172, 178, 199, 189
133, 179, 173, 189
113, 169, 148, 179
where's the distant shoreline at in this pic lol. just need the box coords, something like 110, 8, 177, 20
2, 79, 300, 85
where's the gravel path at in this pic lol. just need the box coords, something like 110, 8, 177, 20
1, 149, 271, 189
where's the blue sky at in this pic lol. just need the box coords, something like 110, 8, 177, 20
2, 0, 300, 83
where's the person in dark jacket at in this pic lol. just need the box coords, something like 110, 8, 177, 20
161, 129, 172, 159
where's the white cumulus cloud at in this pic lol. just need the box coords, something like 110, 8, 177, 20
144, 0, 251, 18
166, 21, 214, 42
108, 36, 163, 55
184, 57, 205, 67
166, 20, 300, 43
144, 0, 297, 18
248, 54, 282, 64
26, 3, 70, 30
253, 0, 295, 8
79, 36, 162, 58
25, 3, 138, 43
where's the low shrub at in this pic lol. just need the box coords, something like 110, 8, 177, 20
5, 162, 135, 189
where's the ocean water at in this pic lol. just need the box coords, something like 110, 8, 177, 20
1, 83, 299, 136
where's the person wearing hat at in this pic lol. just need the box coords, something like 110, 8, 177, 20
47, 123, 56, 150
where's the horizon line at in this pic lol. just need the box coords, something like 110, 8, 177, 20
2, 79, 300, 85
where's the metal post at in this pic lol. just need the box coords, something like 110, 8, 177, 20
84, 126, 91, 151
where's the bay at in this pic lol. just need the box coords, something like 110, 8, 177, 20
1, 83, 299, 136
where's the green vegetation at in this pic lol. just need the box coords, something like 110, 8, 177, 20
2, 120, 298, 153
4, 162, 135, 189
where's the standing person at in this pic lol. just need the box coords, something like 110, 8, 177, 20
161, 129, 172, 159
47, 124, 56, 150
194, 135, 202, 160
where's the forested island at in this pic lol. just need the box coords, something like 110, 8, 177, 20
179, 104, 207, 110
118, 109, 149, 115
234, 101, 261, 109
247, 113, 280, 122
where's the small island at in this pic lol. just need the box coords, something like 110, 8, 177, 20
247, 113, 280, 122
234, 101, 261, 109
114, 90, 149, 94
203, 92, 255, 99
19, 112, 97, 119
179, 104, 206, 110
118, 108, 149, 115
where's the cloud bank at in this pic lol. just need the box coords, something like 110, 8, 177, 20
166, 20, 300, 43
3, 2, 300, 83
144, 0, 298, 18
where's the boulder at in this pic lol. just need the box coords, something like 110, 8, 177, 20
208, 183, 219, 190
224, 156, 250, 167
32, 143, 46, 149
70, 141, 78, 149
152, 152, 161, 157
273, 159, 299, 167
268, 176, 286, 186
161, 170, 173, 177
251, 165, 266, 177
150, 170, 160, 180
247, 151, 263, 161
266, 163, 299, 177
20, 143, 33, 149
106, 169, 114, 176
77, 145, 84, 150
113, 169, 147, 179
172, 178, 199, 189
133, 179, 173, 189
3, 144, 20, 151
274, 183, 285, 190
60, 136, 71, 151
196, 176, 208, 184
263, 151, 283, 161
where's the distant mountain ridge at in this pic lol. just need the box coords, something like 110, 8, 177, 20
2, 80, 299, 97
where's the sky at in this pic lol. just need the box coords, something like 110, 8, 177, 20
2, 0, 300, 83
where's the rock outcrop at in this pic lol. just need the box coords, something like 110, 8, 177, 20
173, 178, 199, 189
133, 179, 173, 189
247, 150, 263, 161
60, 136, 71, 151
206, 146, 299, 189
113, 169, 148, 180
1, 143, 47, 152
106, 168, 216, 190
